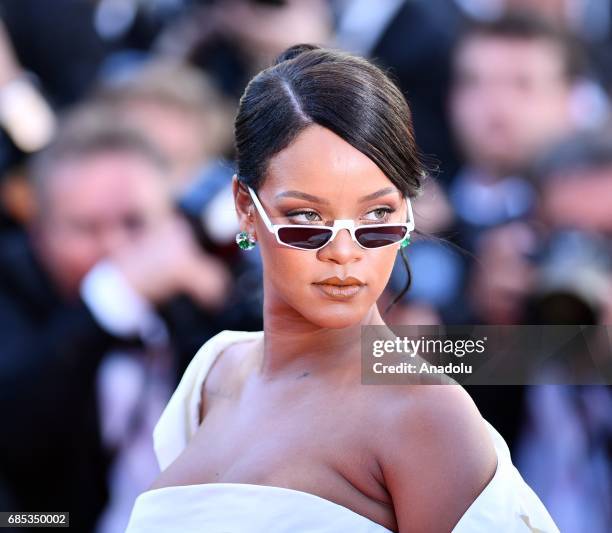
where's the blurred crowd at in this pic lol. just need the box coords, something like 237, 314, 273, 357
0, 1, 610, 531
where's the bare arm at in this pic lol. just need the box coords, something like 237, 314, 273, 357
378, 385, 498, 533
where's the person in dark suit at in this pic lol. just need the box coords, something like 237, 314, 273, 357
334, 0, 464, 187
0, 227, 117, 532
0, 108, 261, 532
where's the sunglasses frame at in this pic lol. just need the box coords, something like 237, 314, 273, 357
245, 184, 415, 251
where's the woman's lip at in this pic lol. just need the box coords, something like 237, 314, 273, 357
314, 282, 364, 286
313, 283, 365, 298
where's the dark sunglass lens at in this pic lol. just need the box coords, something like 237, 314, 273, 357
355, 226, 407, 248
278, 227, 333, 249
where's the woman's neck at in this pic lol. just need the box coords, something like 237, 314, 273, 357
257, 300, 393, 381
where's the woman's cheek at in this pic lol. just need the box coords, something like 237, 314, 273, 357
262, 246, 311, 295
371, 248, 399, 294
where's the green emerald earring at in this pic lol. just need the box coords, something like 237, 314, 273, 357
400, 235, 411, 249
236, 230, 257, 250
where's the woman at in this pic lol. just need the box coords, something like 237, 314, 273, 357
125, 45, 559, 532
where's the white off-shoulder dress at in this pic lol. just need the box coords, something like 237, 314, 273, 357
125, 329, 560, 533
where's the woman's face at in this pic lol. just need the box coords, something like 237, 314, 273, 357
234, 125, 408, 329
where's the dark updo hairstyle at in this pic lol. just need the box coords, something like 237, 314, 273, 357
234, 43, 427, 314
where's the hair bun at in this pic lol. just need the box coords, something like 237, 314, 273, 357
273, 43, 321, 66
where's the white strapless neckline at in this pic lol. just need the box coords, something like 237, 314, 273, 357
125, 329, 560, 532
129, 480, 394, 532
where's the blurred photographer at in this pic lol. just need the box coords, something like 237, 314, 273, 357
0, 106, 244, 531
156, 0, 333, 98
94, 59, 235, 197
469, 127, 612, 327
528, 128, 612, 325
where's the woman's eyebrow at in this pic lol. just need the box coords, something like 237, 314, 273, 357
275, 187, 398, 204
275, 190, 331, 204
358, 187, 398, 202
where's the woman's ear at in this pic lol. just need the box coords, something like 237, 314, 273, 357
232, 174, 256, 236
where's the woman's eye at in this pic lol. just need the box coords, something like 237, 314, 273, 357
364, 207, 395, 222
287, 210, 322, 223
287, 207, 395, 224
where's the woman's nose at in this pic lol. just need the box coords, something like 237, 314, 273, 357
317, 227, 362, 264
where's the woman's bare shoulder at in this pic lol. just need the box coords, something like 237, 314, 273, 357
202, 339, 260, 390
371, 384, 498, 532
199, 337, 261, 421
